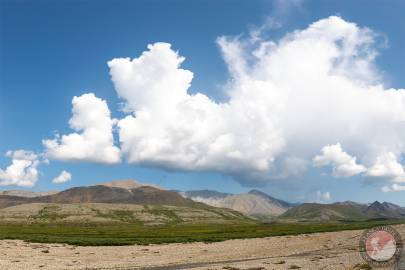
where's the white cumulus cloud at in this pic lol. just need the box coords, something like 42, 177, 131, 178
313, 143, 366, 177
0, 150, 40, 187
382, 183, 405, 193
109, 42, 284, 183
315, 190, 331, 203
105, 16, 405, 187
43, 93, 121, 164
52, 170, 72, 184
366, 152, 405, 181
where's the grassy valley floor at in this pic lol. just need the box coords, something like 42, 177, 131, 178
0, 202, 404, 269
0, 224, 404, 270
0, 219, 403, 246
1, 202, 403, 246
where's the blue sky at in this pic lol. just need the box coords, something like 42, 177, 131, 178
1, 0, 405, 205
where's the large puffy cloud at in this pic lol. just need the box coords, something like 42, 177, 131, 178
316, 147, 405, 189
313, 143, 366, 177
43, 93, 120, 164
0, 150, 40, 187
109, 43, 284, 181
313, 145, 405, 190
108, 43, 193, 113
369, 153, 405, 192
103, 17, 398, 186
366, 152, 405, 181
107, 16, 405, 187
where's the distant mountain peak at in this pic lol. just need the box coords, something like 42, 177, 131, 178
248, 189, 275, 201
248, 189, 293, 208
367, 201, 384, 210
98, 179, 163, 190
367, 201, 402, 213
282, 200, 405, 222
333, 201, 364, 206
382, 201, 399, 207
248, 189, 267, 196
183, 189, 294, 218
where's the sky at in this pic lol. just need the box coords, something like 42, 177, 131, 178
1, 0, 405, 205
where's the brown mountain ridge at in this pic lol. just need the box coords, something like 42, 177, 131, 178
0, 181, 196, 209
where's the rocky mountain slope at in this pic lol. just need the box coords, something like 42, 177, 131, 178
99, 179, 162, 190
183, 189, 294, 218
33, 185, 193, 206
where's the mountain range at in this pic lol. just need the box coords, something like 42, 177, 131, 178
182, 189, 405, 222
0, 180, 252, 225
280, 201, 405, 222
0, 181, 195, 209
0, 180, 403, 223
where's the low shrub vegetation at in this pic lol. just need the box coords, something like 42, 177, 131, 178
0, 219, 402, 246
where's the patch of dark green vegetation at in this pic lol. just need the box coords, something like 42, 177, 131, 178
0, 219, 403, 246
143, 205, 182, 224
353, 263, 372, 270
194, 203, 254, 222
30, 205, 68, 221
93, 209, 142, 224
222, 266, 241, 270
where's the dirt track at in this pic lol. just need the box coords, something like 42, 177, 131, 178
0, 225, 404, 270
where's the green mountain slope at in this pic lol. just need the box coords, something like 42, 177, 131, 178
280, 201, 405, 222
0, 181, 253, 225
0, 202, 253, 225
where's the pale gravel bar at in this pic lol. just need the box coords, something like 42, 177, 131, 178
0, 225, 404, 270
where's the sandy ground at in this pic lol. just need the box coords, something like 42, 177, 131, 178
0, 225, 404, 270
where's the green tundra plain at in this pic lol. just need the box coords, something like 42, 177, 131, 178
0, 219, 404, 246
